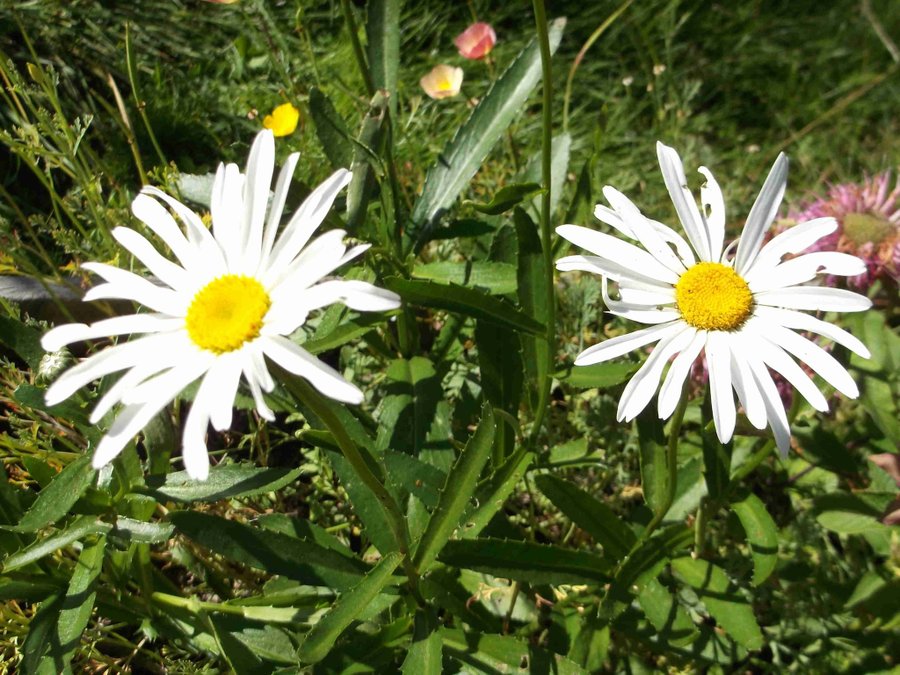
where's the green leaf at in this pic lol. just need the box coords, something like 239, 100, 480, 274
0, 315, 44, 370
555, 361, 637, 389
297, 551, 403, 664
376, 356, 443, 457
3, 516, 112, 572
464, 182, 544, 215
382, 450, 447, 510
366, 0, 400, 112
461, 448, 534, 540
413, 404, 496, 573
438, 538, 613, 585
670, 557, 764, 651
144, 463, 303, 503
309, 87, 353, 169
302, 313, 387, 355
428, 219, 495, 241
637, 412, 668, 516
514, 208, 550, 407
534, 474, 636, 561
441, 628, 585, 675
385, 277, 545, 335
110, 517, 174, 544
731, 493, 778, 586
209, 615, 298, 668
813, 492, 892, 534
21, 594, 63, 675
14, 384, 89, 427
860, 373, 900, 444
6, 455, 95, 532
0, 575, 62, 602
257, 513, 355, 555
408, 18, 566, 247
476, 319, 523, 462
637, 577, 700, 647
347, 91, 388, 229
521, 133, 571, 218
412, 261, 517, 295
169, 511, 369, 589
402, 608, 442, 675
34, 534, 106, 673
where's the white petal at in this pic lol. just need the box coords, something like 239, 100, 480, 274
261, 335, 363, 404
211, 162, 245, 270
754, 335, 828, 412
239, 130, 275, 275
617, 325, 696, 421
264, 169, 352, 283
656, 142, 711, 261
757, 321, 859, 398
45, 332, 190, 406
142, 186, 227, 274
744, 355, 791, 456
617, 284, 676, 306
602, 187, 687, 275
131, 193, 197, 269
735, 153, 788, 274
113, 227, 190, 291
555, 254, 679, 289
751, 217, 837, 272
267, 229, 348, 295
82, 262, 186, 316
41, 313, 181, 352
574, 321, 684, 367
747, 252, 867, 291
181, 375, 219, 481
244, 363, 276, 421
601, 279, 679, 325
249, 348, 275, 392
260, 152, 300, 269
556, 224, 680, 284
594, 204, 696, 266
752, 305, 870, 357
698, 166, 725, 262
706, 331, 736, 444
728, 332, 768, 429
203, 352, 244, 431
755, 286, 872, 313
121, 354, 214, 406
657, 329, 706, 418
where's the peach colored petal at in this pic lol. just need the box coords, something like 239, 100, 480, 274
420, 65, 463, 100
454, 23, 497, 60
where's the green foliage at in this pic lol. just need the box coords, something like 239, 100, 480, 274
1, 0, 898, 672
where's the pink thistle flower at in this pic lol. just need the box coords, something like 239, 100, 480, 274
454, 23, 497, 60
779, 171, 900, 291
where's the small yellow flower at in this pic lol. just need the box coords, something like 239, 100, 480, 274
262, 102, 300, 137
420, 65, 463, 100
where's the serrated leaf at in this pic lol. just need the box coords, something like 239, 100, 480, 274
428, 219, 495, 241
309, 87, 353, 169
408, 18, 566, 247
461, 448, 533, 540
731, 493, 778, 586
812, 492, 893, 534
555, 361, 638, 389
514, 208, 550, 408
382, 450, 447, 510
413, 404, 495, 573
302, 313, 387, 355
412, 261, 517, 295
257, 513, 355, 555
0, 315, 45, 370
438, 538, 613, 585
6, 455, 95, 532
376, 356, 443, 457
169, 511, 369, 589
402, 608, 442, 675
534, 474, 636, 561
3, 516, 112, 572
144, 463, 303, 503
441, 628, 585, 674
366, 0, 400, 112
210, 614, 298, 668
476, 320, 523, 462
671, 557, 764, 651
385, 277, 545, 335
464, 182, 543, 215
110, 517, 174, 544
297, 551, 403, 664
0, 575, 62, 602
637, 577, 699, 648
347, 91, 388, 229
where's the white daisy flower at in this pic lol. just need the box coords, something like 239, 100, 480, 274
41, 130, 400, 479
556, 142, 872, 454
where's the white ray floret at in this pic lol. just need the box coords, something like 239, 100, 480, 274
41, 130, 400, 479
556, 142, 871, 455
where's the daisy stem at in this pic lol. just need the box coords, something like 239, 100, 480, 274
642, 385, 690, 541
528, 0, 557, 444
285, 376, 422, 597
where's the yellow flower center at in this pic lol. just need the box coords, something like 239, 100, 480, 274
185, 275, 270, 353
675, 262, 753, 331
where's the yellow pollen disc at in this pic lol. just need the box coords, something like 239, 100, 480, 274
186, 275, 271, 353
675, 262, 753, 331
